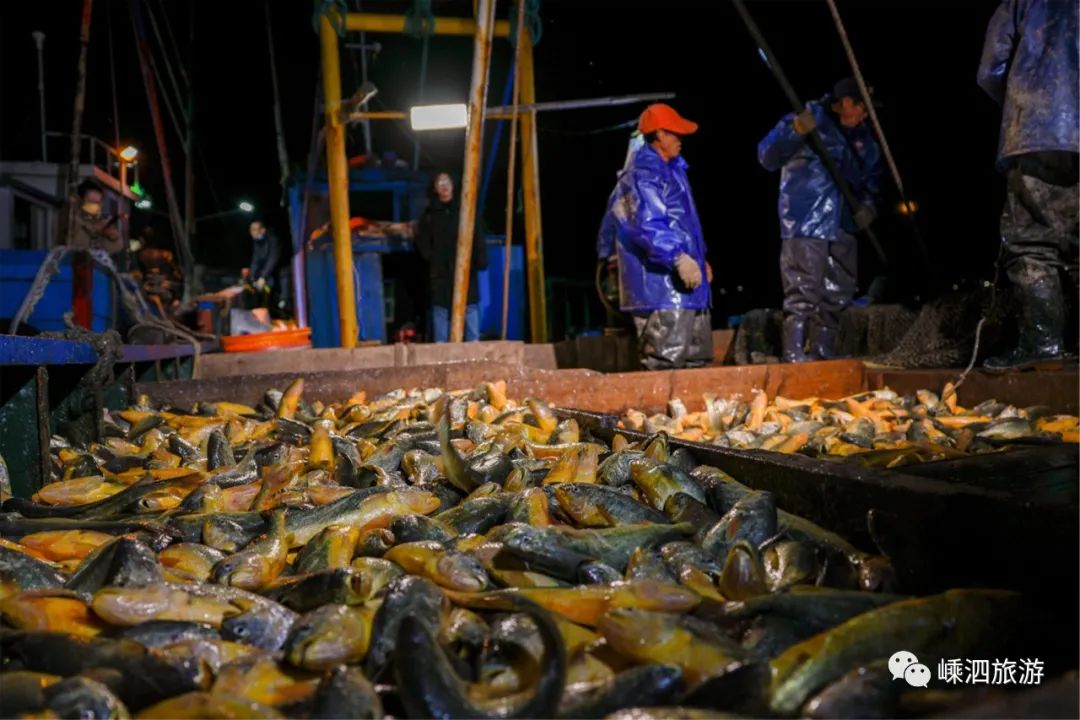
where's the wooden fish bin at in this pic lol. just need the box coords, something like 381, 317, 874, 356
138, 360, 1078, 594
136, 360, 1078, 685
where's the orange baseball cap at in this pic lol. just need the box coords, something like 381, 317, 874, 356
638, 103, 699, 135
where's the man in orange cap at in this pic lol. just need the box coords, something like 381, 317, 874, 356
597, 103, 712, 370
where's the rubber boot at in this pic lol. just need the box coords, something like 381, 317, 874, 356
812, 326, 843, 360
985, 275, 1071, 371
782, 315, 811, 363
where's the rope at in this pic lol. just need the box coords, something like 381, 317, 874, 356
88, 248, 207, 379
9, 246, 70, 335
145, 37, 185, 152
404, 0, 436, 39
48, 322, 123, 395
312, 0, 348, 36
947, 246, 1003, 398
144, 0, 188, 124
824, 0, 932, 276
8, 245, 208, 378
153, 0, 189, 90
508, 0, 541, 46
824, 0, 904, 199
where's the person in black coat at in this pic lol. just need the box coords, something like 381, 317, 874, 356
246, 220, 291, 317
414, 172, 488, 341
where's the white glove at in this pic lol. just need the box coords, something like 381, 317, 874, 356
674, 253, 703, 290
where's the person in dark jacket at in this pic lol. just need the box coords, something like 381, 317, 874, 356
758, 78, 882, 362
246, 220, 290, 317
414, 172, 488, 341
598, 104, 712, 370
978, 0, 1079, 370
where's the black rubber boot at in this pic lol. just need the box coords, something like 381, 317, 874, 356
985, 275, 1071, 371
782, 315, 811, 363
811, 326, 843, 360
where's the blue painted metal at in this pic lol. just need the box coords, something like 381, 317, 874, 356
355, 249, 385, 344
0, 250, 114, 332
306, 235, 525, 346
306, 237, 398, 346
292, 167, 430, 348
0, 336, 98, 365
0, 336, 215, 366
119, 342, 217, 363
476, 237, 525, 340
305, 244, 341, 348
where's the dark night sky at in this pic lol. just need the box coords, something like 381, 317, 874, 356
1, 0, 1004, 324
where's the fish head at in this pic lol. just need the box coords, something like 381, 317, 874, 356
599, 608, 679, 654
434, 553, 489, 593
220, 601, 293, 652
620, 578, 701, 613
857, 555, 897, 593
212, 554, 268, 590
396, 489, 442, 515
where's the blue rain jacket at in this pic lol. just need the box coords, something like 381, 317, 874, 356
597, 143, 709, 312
758, 98, 882, 241
977, 0, 1079, 169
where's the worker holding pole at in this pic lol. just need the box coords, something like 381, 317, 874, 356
758, 78, 882, 363
599, 104, 713, 370
978, 0, 1078, 371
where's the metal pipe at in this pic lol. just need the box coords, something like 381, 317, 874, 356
345, 12, 509, 37
347, 93, 678, 124
65, 0, 94, 247
319, 10, 359, 348
412, 34, 429, 171
33, 31, 47, 162
488, 92, 675, 116
730, 0, 888, 267
519, 34, 547, 342
449, 0, 496, 342
502, 0, 526, 339
347, 111, 407, 121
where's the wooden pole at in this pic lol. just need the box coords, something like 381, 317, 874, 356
449, 0, 496, 342
519, 33, 547, 342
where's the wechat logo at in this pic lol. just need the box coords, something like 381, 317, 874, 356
890, 650, 931, 688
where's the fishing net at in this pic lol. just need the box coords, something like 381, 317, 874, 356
731, 290, 1015, 368
867, 289, 1013, 369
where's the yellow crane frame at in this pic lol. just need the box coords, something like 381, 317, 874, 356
318, 10, 547, 347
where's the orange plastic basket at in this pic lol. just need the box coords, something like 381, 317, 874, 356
221, 328, 312, 353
